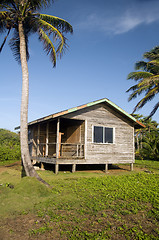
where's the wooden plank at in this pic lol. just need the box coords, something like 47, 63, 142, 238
130, 163, 133, 171
84, 120, 87, 160
55, 163, 59, 174
59, 132, 64, 157
72, 164, 76, 173
56, 118, 60, 159
46, 123, 49, 156
37, 124, 40, 155
105, 163, 108, 173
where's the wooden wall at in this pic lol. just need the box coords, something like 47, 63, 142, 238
64, 103, 134, 164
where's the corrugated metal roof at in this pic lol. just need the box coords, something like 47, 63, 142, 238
22, 98, 145, 128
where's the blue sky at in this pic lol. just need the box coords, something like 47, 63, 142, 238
1, 0, 159, 131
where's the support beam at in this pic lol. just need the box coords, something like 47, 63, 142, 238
46, 122, 49, 156
72, 164, 76, 173
130, 163, 133, 171
105, 163, 108, 173
37, 124, 40, 156
56, 118, 60, 159
41, 162, 45, 171
84, 120, 87, 159
55, 163, 59, 174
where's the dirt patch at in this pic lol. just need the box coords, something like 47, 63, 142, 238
0, 162, 21, 173
0, 208, 158, 240
0, 163, 147, 175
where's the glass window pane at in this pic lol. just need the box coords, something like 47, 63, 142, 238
105, 128, 113, 143
94, 126, 103, 143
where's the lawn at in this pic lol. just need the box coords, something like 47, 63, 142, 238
0, 160, 159, 239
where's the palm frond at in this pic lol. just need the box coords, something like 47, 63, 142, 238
149, 59, 159, 67
27, 0, 52, 10
0, 27, 11, 52
37, 18, 65, 53
148, 102, 159, 118
143, 46, 159, 60
39, 14, 73, 34
9, 28, 29, 63
128, 85, 149, 102
126, 84, 138, 93
127, 71, 153, 81
135, 61, 148, 71
132, 86, 158, 112
38, 27, 56, 66
137, 76, 159, 88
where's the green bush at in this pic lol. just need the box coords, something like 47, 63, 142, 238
0, 129, 21, 162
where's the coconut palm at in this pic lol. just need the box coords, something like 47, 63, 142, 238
0, 0, 73, 186
133, 114, 159, 160
141, 129, 159, 160
127, 46, 159, 118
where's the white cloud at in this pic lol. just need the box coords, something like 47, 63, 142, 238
76, 1, 159, 35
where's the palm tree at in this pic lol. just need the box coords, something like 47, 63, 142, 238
127, 46, 159, 118
133, 114, 159, 160
141, 129, 159, 160
0, 0, 73, 186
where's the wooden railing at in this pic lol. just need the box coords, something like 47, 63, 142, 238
60, 143, 84, 158
30, 142, 85, 158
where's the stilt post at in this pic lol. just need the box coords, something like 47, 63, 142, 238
105, 163, 108, 173
72, 164, 76, 173
130, 163, 133, 171
41, 162, 45, 171
55, 163, 59, 174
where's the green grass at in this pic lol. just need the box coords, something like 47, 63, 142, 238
0, 161, 159, 239
135, 159, 159, 173
0, 159, 20, 166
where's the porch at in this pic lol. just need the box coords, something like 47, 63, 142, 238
28, 117, 85, 161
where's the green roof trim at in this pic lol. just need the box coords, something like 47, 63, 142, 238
68, 107, 78, 113
86, 99, 105, 107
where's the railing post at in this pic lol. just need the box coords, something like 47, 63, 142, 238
56, 118, 60, 159
37, 124, 40, 156
77, 144, 78, 157
80, 144, 82, 157
46, 122, 49, 156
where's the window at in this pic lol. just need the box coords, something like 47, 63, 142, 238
93, 126, 114, 143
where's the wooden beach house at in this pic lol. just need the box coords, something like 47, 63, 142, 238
25, 98, 145, 173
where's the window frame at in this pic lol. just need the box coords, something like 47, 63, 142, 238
92, 125, 115, 144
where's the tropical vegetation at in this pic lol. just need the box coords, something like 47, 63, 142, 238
133, 115, 159, 160
127, 46, 159, 118
0, 128, 21, 163
0, 0, 73, 184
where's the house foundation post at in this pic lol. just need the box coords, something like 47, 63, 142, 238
105, 163, 108, 173
72, 164, 76, 173
130, 163, 133, 171
55, 163, 59, 174
41, 162, 45, 170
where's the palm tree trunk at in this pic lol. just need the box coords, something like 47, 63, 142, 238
18, 21, 50, 187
